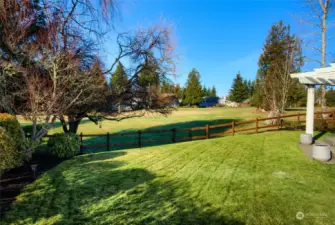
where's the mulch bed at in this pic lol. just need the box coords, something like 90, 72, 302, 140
0, 151, 63, 219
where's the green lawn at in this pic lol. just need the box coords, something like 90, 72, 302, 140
34, 107, 311, 152
47, 107, 268, 134
31, 107, 270, 152
4, 131, 335, 225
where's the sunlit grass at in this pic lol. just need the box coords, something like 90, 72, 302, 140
4, 131, 335, 224
25, 107, 313, 152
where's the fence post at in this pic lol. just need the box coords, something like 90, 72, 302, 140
332, 111, 335, 129
277, 117, 281, 129
188, 129, 192, 141
256, 118, 258, 133
205, 124, 209, 139
232, 121, 235, 136
172, 128, 176, 143
80, 132, 83, 154
138, 130, 142, 148
107, 132, 110, 151
297, 113, 300, 123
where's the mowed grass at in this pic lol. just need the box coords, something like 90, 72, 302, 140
49, 107, 268, 134
30, 107, 311, 152
4, 131, 335, 225
25, 107, 271, 152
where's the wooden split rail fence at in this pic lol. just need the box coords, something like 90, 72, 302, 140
47, 111, 335, 153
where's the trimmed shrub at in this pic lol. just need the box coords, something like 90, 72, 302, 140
315, 120, 328, 131
0, 127, 21, 175
47, 133, 81, 158
284, 121, 303, 130
0, 113, 22, 150
215, 104, 225, 107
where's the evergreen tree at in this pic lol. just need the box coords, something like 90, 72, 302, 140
287, 79, 307, 107
250, 79, 264, 108
110, 62, 128, 112
111, 62, 128, 90
210, 86, 217, 97
202, 86, 208, 97
247, 80, 255, 97
184, 68, 203, 105
326, 88, 335, 107
229, 73, 249, 102
257, 20, 303, 112
161, 80, 170, 93
174, 84, 183, 99
138, 60, 160, 88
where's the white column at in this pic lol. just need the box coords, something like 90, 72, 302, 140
306, 85, 315, 135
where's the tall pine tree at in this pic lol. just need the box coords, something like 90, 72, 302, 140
110, 62, 128, 113
229, 73, 249, 102
202, 86, 208, 97
257, 20, 303, 113
210, 86, 217, 97
138, 60, 160, 88
184, 68, 203, 105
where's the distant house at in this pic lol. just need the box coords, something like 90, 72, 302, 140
225, 101, 239, 107
218, 96, 249, 107
218, 96, 228, 105
160, 94, 180, 108
239, 99, 250, 107
199, 96, 219, 108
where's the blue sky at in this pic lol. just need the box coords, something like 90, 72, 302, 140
102, 0, 334, 96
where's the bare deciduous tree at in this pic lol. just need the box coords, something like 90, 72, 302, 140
97, 23, 176, 120
0, 0, 177, 159
0, 0, 113, 158
300, 0, 332, 112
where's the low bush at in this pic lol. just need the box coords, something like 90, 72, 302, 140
47, 133, 81, 158
0, 113, 22, 148
215, 104, 225, 107
314, 120, 328, 131
0, 127, 21, 175
284, 121, 303, 130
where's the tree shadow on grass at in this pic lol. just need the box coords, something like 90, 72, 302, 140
82, 118, 241, 153
284, 108, 306, 112
4, 151, 244, 225
313, 130, 335, 141
21, 118, 95, 130
313, 131, 328, 141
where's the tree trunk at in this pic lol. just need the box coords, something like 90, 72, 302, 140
68, 114, 84, 134
69, 119, 81, 133
265, 110, 280, 125
321, 84, 327, 113
60, 114, 84, 134
321, 0, 328, 112
59, 115, 69, 133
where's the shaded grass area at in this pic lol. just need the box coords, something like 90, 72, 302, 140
0, 152, 64, 218
31, 106, 334, 154
82, 118, 240, 153
29, 107, 263, 152
3, 131, 335, 225
22, 107, 316, 153
51, 107, 266, 134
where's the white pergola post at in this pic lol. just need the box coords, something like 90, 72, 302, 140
306, 85, 315, 136
290, 63, 335, 145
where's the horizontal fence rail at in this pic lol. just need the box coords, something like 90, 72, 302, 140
43, 110, 335, 153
